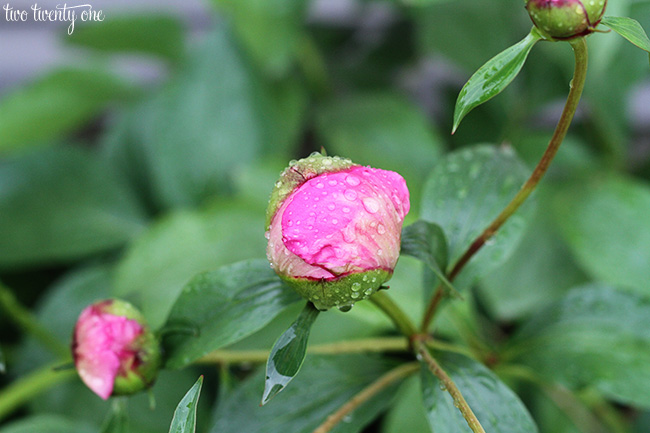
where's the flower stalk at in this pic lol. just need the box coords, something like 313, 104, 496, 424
421, 36, 589, 332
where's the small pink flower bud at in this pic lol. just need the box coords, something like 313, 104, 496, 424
72, 299, 161, 400
525, 0, 607, 39
266, 153, 410, 310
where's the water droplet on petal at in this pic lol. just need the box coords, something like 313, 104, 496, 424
344, 190, 358, 201
342, 207, 351, 213
362, 197, 380, 214
327, 203, 336, 211
377, 224, 386, 234
346, 175, 360, 186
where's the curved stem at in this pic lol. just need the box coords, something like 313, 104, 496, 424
0, 363, 76, 422
312, 362, 419, 433
415, 340, 486, 433
197, 337, 410, 364
369, 291, 419, 338
421, 37, 589, 332
0, 281, 69, 358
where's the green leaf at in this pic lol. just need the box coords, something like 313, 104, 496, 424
211, 355, 399, 433
420, 352, 538, 433
420, 145, 532, 285
169, 376, 203, 433
400, 221, 457, 296
509, 284, 650, 408
479, 189, 588, 320
262, 303, 320, 404
211, 0, 308, 76
101, 400, 128, 433
113, 201, 266, 328
66, 14, 185, 62
601, 16, 650, 54
0, 69, 136, 154
316, 92, 443, 204
0, 345, 5, 374
0, 147, 146, 268
381, 376, 431, 433
0, 415, 95, 433
452, 29, 541, 133
553, 174, 650, 293
162, 260, 302, 369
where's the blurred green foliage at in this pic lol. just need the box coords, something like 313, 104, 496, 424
1, 0, 650, 432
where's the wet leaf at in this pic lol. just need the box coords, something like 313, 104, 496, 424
453, 28, 542, 133
168, 376, 203, 433
510, 284, 650, 408
420, 352, 538, 433
420, 145, 532, 285
262, 302, 320, 404
163, 259, 301, 369
601, 16, 650, 54
400, 221, 457, 295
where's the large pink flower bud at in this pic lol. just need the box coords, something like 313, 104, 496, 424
266, 153, 410, 310
525, 0, 607, 39
72, 299, 161, 400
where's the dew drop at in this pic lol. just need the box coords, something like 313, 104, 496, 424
342, 207, 351, 213
351, 282, 361, 292
332, 218, 338, 224
328, 179, 337, 186
327, 203, 336, 211
316, 182, 324, 189
264, 231, 270, 240
351, 292, 360, 299
346, 175, 360, 186
377, 224, 386, 234
344, 190, 358, 201
362, 197, 380, 214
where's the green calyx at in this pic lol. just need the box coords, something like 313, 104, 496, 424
266, 152, 355, 228
112, 329, 162, 396
280, 269, 392, 311
525, 0, 607, 40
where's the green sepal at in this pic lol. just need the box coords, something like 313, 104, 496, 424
266, 152, 354, 228
280, 268, 392, 310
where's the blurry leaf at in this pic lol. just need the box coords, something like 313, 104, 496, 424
66, 14, 185, 62
420, 145, 532, 285
113, 201, 266, 328
100, 399, 128, 433
381, 376, 431, 433
0, 147, 146, 268
0, 69, 136, 154
169, 376, 203, 433
211, 355, 399, 433
317, 92, 442, 202
554, 174, 650, 293
510, 284, 650, 407
453, 29, 541, 133
0, 345, 5, 374
0, 414, 95, 433
163, 260, 301, 369
262, 303, 320, 404
414, 0, 528, 72
14, 265, 113, 375
420, 352, 538, 433
211, 0, 308, 76
634, 412, 650, 433
601, 16, 650, 54
30, 370, 205, 433
527, 386, 592, 433
138, 26, 265, 209
401, 221, 456, 295
479, 189, 588, 320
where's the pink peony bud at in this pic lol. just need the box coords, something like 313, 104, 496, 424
72, 299, 161, 400
525, 0, 607, 39
266, 153, 410, 310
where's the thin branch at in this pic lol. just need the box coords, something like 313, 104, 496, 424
369, 290, 418, 338
421, 37, 590, 332
197, 337, 410, 364
312, 362, 419, 433
416, 340, 486, 433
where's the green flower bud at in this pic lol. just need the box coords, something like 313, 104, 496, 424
525, 0, 607, 39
